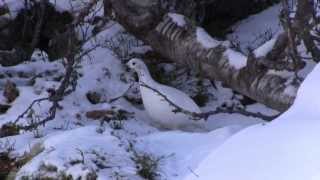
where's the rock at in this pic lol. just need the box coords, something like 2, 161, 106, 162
3, 80, 19, 103
192, 93, 209, 107
0, 104, 11, 114
86, 108, 133, 121
239, 95, 257, 106
0, 123, 20, 138
0, 152, 16, 180
86, 91, 101, 104
86, 110, 113, 120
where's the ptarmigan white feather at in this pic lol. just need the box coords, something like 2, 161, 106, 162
127, 58, 205, 130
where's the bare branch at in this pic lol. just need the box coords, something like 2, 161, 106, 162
11, 0, 101, 132
140, 82, 278, 121
13, 97, 49, 124
108, 83, 135, 103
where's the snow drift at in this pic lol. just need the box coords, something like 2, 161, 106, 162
185, 64, 320, 180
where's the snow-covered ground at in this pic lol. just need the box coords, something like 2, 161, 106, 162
227, 3, 282, 53
185, 62, 320, 180
0, 24, 263, 179
0, 2, 318, 180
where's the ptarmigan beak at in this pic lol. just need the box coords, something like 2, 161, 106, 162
125, 62, 131, 72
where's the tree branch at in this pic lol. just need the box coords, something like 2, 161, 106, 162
140, 82, 278, 121
294, 0, 320, 62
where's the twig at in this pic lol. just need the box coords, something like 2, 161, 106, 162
18, 102, 58, 131
140, 82, 278, 121
108, 83, 134, 103
202, 107, 278, 121
188, 167, 199, 178
13, 97, 49, 124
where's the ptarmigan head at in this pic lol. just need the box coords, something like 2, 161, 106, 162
126, 58, 149, 78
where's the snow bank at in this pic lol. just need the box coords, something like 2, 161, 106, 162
16, 126, 137, 179
185, 64, 320, 180
168, 13, 186, 27
135, 126, 243, 179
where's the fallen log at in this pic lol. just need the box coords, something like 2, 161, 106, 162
108, 0, 298, 112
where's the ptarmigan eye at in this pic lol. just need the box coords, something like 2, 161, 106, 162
132, 62, 136, 66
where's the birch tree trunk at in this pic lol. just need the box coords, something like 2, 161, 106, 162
107, 0, 299, 112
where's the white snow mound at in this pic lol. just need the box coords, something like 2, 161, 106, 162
185, 64, 320, 180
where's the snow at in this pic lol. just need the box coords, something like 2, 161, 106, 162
224, 49, 247, 69
135, 126, 242, 179
284, 85, 298, 97
196, 27, 219, 49
48, 0, 94, 13
286, 66, 320, 118
1, 0, 24, 17
78, 47, 129, 101
0, 22, 265, 179
227, 3, 282, 53
168, 13, 186, 27
16, 126, 138, 179
196, 25, 248, 69
185, 63, 320, 180
254, 37, 277, 57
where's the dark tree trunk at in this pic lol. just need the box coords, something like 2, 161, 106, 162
202, 0, 280, 37
0, 1, 74, 66
158, 0, 280, 37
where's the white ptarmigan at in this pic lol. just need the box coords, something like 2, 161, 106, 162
127, 58, 205, 131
